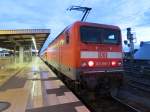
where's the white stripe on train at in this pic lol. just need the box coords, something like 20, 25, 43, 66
80, 51, 122, 59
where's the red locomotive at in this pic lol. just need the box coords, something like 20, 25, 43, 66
41, 21, 123, 93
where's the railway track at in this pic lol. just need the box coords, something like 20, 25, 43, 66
111, 94, 140, 112
47, 64, 139, 112
72, 87, 139, 112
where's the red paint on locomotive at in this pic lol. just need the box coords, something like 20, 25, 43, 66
42, 21, 123, 89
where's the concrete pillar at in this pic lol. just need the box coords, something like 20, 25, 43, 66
14, 46, 16, 64
19, 46, 24, 63
30, 45, 33, 61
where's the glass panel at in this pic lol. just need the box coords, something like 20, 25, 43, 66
80, 26, 120, 44
80, 27, 101, 43
102, 29, 120, 44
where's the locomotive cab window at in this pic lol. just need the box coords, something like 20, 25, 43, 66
65, 31, 69, 44
102, 29, 120, 44
80, 26, 101, 43
80, 26, 120, 44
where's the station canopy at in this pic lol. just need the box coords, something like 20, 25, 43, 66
0, 29, 50, 50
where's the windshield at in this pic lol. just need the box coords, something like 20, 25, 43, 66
80, 26, 120, 44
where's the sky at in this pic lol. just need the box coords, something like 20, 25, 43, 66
0, 0, 150, 52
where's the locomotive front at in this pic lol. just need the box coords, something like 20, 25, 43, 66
76, 22, 123, 92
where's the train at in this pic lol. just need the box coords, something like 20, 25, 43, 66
41, 21, 123, 94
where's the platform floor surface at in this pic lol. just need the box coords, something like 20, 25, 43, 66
0, 57, 90, 112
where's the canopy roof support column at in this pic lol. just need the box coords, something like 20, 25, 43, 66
19, 46, 24, 63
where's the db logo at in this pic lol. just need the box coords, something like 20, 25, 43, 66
99, 52, 107, 58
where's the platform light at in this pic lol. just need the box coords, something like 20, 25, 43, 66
88, 61, 94, 67
32, 37, 38, 52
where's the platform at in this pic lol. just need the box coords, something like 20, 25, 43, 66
0, 57, 90, 112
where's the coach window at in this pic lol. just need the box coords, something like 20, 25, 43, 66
65, 30, 69, 44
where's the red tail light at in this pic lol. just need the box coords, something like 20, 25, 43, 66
111, 61, 117, 66
88, 61, 94, 67
118, 61, 122, 66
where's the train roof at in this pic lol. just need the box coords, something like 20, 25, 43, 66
47, 21, 120, 48
134, 42, 150, 60
73, 21, 120, 30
